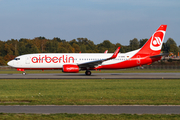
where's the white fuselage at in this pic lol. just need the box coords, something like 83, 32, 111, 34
8, 49, 139, 69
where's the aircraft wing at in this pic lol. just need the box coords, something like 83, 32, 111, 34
78, 47, 120, 68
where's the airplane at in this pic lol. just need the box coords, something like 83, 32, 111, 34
7, 25, 167, 75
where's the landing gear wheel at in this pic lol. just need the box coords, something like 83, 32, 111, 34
22, 72, 26, 75
85, 70, 91, 76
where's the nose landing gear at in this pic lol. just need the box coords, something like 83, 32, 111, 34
16, 68, 26, 75
85, 70, 91, 75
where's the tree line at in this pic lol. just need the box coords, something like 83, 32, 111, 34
0, 37, 179, 65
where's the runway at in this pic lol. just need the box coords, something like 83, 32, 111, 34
0, 73, 180, 79
0, 105, 180, 114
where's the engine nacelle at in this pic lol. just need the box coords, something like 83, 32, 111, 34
62, 64, 79, 73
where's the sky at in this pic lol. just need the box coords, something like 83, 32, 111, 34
0, 0, 180, 45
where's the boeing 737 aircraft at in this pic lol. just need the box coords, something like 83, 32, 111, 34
8, 25, 167, 75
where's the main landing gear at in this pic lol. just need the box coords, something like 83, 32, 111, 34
22, 72, 26, 75
85, 70, 91, 76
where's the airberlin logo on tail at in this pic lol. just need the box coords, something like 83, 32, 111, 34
152, 37, 162, 46
150, 30, 165, 51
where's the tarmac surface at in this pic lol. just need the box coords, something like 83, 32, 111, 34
0, 73, 180, 79
0, 105, 180, 114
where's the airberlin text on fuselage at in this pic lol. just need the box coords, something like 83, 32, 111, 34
31, 55, 74, 63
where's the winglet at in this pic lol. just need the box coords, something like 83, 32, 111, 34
104, 50, 108, 53
110, 47, 120, 59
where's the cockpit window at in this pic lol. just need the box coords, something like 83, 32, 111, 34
14, 58, 20, 60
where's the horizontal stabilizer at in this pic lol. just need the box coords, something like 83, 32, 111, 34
150, 53, 169, 58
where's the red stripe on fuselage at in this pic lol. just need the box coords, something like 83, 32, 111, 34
99, 56, 161, 69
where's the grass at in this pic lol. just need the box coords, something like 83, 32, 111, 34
0, 79, 180, 105
1, 68, 180, 74
0, 113, 180, 120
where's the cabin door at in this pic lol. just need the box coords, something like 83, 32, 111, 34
25, 57, 30, 64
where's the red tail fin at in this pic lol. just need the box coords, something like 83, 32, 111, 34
133, 25, 167, 57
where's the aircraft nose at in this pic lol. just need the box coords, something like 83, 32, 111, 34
7, 60, 14, 67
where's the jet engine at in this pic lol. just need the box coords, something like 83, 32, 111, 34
62, 64, 79, 73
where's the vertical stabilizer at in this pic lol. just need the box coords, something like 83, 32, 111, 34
133, 25, 167, 57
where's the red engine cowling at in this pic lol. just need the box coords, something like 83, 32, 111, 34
62, 64, 79, 73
